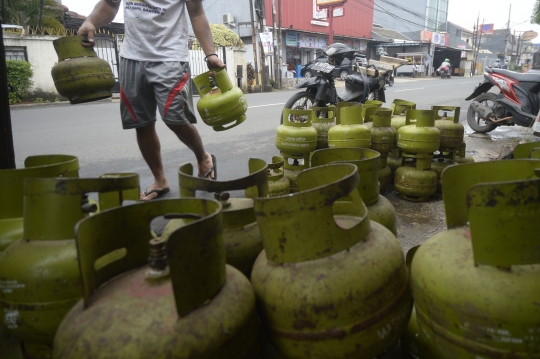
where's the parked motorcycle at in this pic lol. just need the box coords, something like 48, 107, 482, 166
386, 70, 395, 87
281, 43, 396, 123
465, 66, 540, 133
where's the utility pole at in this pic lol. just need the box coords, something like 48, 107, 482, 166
248, 0, 260, 87
271, 0, 278, 86
504, 4, 511, 62
258, 14, 269, 91
0, 17, 16, 169
278, 0, 283, 89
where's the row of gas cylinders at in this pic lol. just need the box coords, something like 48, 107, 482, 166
1, 144, 539, 359
276, 100, 475, 202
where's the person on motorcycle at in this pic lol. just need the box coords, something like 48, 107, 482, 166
437, 58, 451, 75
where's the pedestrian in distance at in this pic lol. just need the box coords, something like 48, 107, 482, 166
502, 60, 509, 70
78, 0, 225, 201
412, 62, 418, 78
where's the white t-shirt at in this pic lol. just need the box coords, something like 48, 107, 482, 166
120, 0, 193, 62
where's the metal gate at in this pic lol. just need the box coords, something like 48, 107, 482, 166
94, 33, 122, 93
188, 44, 226, 95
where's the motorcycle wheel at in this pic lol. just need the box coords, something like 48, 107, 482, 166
281, 91, 317, 124
467, 93, 499, 133
388, 78, 394, 87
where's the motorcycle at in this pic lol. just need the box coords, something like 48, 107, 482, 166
386, 70, 395, 87
437, 67, 452, 79
465, 66, 540, 133
281, 43, 394, 123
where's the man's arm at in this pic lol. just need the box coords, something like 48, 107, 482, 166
78, 0, 121, 47
186, 0, 226, 70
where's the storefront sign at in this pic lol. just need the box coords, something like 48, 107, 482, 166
317, 0, 347, 5
286, 32, 298, 47
420, 30, 432, 43
313, 0, 328, 19
333, 7, 344, 17
311, 20, 329, 26
431, 32, 449, 46
299, 34, 327, 49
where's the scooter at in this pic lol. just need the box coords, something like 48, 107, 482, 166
386, 70, 394, 87
465, 66, 540, 134
437, 67, 452, 79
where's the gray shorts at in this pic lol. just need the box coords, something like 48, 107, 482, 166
119, 57, 197, 129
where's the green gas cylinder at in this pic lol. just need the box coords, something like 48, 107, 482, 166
277, 108, 318, 155
431, 157, 456, 193
251, 163, 412, 359
53, 198, 259, 359
432, 106, 464, 152
0, 174, 139, 359
0, 155, 79, 255
245, 157, 290, 198
408, 160, 540, 359
391, 100, 416, 131
193, 68, 248, 131
360, 100, 383, 122
513, 141, 540, 158
311, 148, 397, 235
51, 36, 115, 104
311, 106, 336, 149
394, 162, 438, 202
328, 104, 371, 148
162, 158, 267, 277
397, 110, 440, 155
455, 141, 475, 164
367, 108, 396, 192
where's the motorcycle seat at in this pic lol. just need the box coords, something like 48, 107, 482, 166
491, 68, 540, 83
345, 73, 366, 86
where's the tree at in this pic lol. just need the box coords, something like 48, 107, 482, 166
190, 24, 244, 49
532, 0, 540, 25
4, 0, 64, 29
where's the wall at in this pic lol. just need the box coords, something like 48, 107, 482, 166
373, 0, 427, 39
4, 34, 60, 93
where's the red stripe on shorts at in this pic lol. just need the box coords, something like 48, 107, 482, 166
164, 72, 190, 118
120, 87, 139, 123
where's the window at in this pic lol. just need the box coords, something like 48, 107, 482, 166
5, 47, 27, 61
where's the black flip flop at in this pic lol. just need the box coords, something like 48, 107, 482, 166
142, 187, 170, 200
199, 154, 217, 180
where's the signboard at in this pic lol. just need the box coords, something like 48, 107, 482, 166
333, 7, 344, 17
431, 32, 449, 46
480, 24, 494, 35
420, 30, 432, 42
313, 0, 328, 19
286, 32, 298, 47
316, 0, 347, 5
310, 62, 335, 73
259, 32, 274, 56
311, 20, 329, 27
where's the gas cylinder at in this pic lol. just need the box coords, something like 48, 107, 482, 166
162, 158, 267, 277
251, 163, 412, 359
277, 108, 318, 193
367, 108, 396, 192
311, 106, 336, 149
395, 110, 440, 201
387, 149, 402, 178
408, 160, 540, 359
391, 99, 416, 131
311, 148, 397, 235
0, 155, 79, 254
51, 35, 115, 104
193, 68, 248, 131
328, 104, 371, 148
431, 156, 456, 193
432, 106, 464, 152
361, 100, 383, 122
245, 157, 290, 198
455, 141, 475, 164
53, 198, 259, 359
513, 141, 540, 158
0, 174, 139, 359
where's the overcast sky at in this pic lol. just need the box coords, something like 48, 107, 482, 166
62, 0, 540, 41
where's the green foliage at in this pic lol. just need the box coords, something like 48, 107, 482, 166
192, 24, 244, 48
247, 62, 256, 91
5, 0, 65, 29
6, 60, 34, 104
532, 0, 540, 25
34, 97, 50, 103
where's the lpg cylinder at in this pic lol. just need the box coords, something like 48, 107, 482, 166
397, 110, 440, 156
311, 148, 397, 235
391, 99, 416, 131
367, 108, 396, 192
513, 141, 540, 159
53, 198, 259, 359
0, 174, 139, 359
251, 163, 412, 359
162, 158, 267, 277
328, 104, 371, 148
408, 160, 540, 359
311, 106, 336, 149
193, 68, 248, 131
432, 106, 464, 153
394, 163, 438, 202
0, 155, 79, 254
51, 36, 115, 104
431, 157, 456, 193
245, 156, 290, 198
360, 100, 383, 122
455, 141, 475, 164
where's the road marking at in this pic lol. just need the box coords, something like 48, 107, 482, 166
249, 103, 285, 108
394, 88, 425, 92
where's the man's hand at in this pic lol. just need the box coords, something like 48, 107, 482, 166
78, 21, 97, 47
206, 55, 226, 71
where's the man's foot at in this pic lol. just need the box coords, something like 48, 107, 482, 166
141, 181, 170, 201
198, 152, 217, 180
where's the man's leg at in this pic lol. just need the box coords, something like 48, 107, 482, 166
166, 122, 215, 179
136, 122, 169, 200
